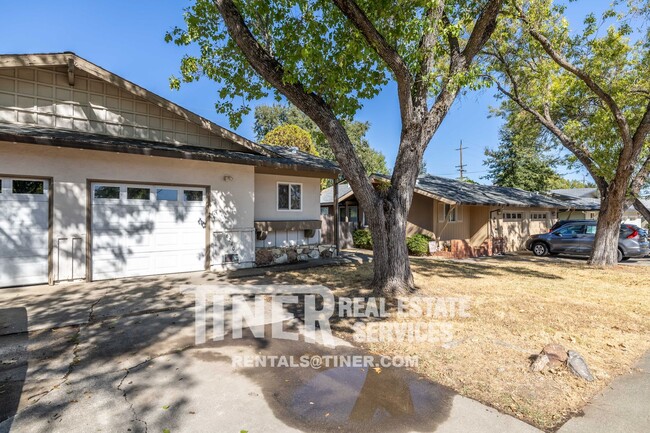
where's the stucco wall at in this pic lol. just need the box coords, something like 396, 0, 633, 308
254, 173, 321, 248
0, 141, 256, 279
254, 174, 321, 221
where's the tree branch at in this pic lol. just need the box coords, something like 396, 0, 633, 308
515, 4, 633, 148
414, 2, 446, 104
632, 99, 650, 149
488, 71, 608, 193
214, 0, 377, 205
331, 0, 414, 123
462, 0, 504, 63
633, 197, 650, 224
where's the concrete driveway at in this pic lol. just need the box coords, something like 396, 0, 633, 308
0, 272, 542, 433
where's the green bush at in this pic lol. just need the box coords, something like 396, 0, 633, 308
353, 229, 373, 249
406, 234, 431, 256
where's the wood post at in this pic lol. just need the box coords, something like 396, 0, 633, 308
333, 179, 340, 254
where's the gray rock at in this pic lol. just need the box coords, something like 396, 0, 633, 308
308, 249, 320, 259
567, 350, 594, 381
271, 248, 282, 258
274, 254, 288, 264
298, 254, 309, 261
530, 354, 549, 372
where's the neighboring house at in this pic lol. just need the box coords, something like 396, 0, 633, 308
549, 188, 649, 228
321, 174, 570, 255
0, 53, 339, 288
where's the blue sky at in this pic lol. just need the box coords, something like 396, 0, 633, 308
1, 1, 601, 183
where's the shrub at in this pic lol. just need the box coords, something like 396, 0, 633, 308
406, 234, 431, 256
353, 229, 373, 249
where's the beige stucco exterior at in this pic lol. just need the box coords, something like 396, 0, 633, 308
0, 140, 260, 279
254, 174, 322, 248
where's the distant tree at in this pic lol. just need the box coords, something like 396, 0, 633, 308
418, 160, 427, 176
484, 107, 592, 191
254, 104, 389, 177
261, 124, 319, 155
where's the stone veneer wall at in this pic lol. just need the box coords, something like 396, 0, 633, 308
255, 244, 337, 266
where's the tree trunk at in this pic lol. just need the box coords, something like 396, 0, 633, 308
589, 185, 627, 266
367, 197, 414, 297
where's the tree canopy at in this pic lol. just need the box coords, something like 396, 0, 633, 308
261, 124, 319, 155
254, 104, 388, 175
484, 104, 595, 191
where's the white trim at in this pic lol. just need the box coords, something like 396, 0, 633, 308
277, 181, 303, 212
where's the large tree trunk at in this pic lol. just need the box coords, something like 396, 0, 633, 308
589, 184, 627, 266
367, 196, 414, 296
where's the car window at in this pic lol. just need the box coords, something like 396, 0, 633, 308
585, 225, 597, 235
556, 224, 585, 236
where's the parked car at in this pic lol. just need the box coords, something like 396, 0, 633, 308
525, 221, 649, 262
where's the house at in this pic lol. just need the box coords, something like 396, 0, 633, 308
0, 53, 339, 288
549, 188, 649, 228
321, 174, 572, 256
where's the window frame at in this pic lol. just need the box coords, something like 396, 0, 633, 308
443, 203, 459, 223
503, 211, 524, 221
93, 185, 121, 201
277, 182, 303, 212
12, 179, 45, 195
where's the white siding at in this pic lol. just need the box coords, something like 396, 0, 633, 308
0, 66, 246, 151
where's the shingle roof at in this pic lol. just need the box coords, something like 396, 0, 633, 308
412, 175, 570, 208
549, 188, 599, 199
320, 183, 353, 205
0, 123, 340, 176
321, 174, 579, 209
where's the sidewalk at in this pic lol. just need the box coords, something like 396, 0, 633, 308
558, 351, 650, 433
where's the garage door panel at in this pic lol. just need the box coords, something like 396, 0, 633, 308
0, 178, 49, 287
0, 231, 48, 258
91, 183, 206, 280
0, 203, 48, 230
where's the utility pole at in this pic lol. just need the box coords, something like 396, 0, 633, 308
456, 140, 468, 180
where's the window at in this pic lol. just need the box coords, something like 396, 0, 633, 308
556, 224, 586, 236
127, 187, 150, 200
320, 206, 330, 215
94, 185, 120, 199
156, 188, 178, 201
586, 225, 597, 235
443, 204, 458, 222
13, 180, 44, 194
184, 190, 203, 202
531, 212, 547, 221
503, 212, 524, 221
278, 183, 301, 210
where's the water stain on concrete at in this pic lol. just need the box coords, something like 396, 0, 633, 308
194, 326, 454, 433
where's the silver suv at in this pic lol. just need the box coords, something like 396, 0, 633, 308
525, 221, 649, 262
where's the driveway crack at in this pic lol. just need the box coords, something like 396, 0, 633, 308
117, 359, 152, 433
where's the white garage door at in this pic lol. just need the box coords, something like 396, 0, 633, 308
91, 183, 207, 280
0, 178, 49, 287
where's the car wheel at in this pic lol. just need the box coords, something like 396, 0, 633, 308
532, 242, 548, 257
617, 249, 624, 262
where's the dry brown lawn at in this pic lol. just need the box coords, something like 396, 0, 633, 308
269, 254, 650, 431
